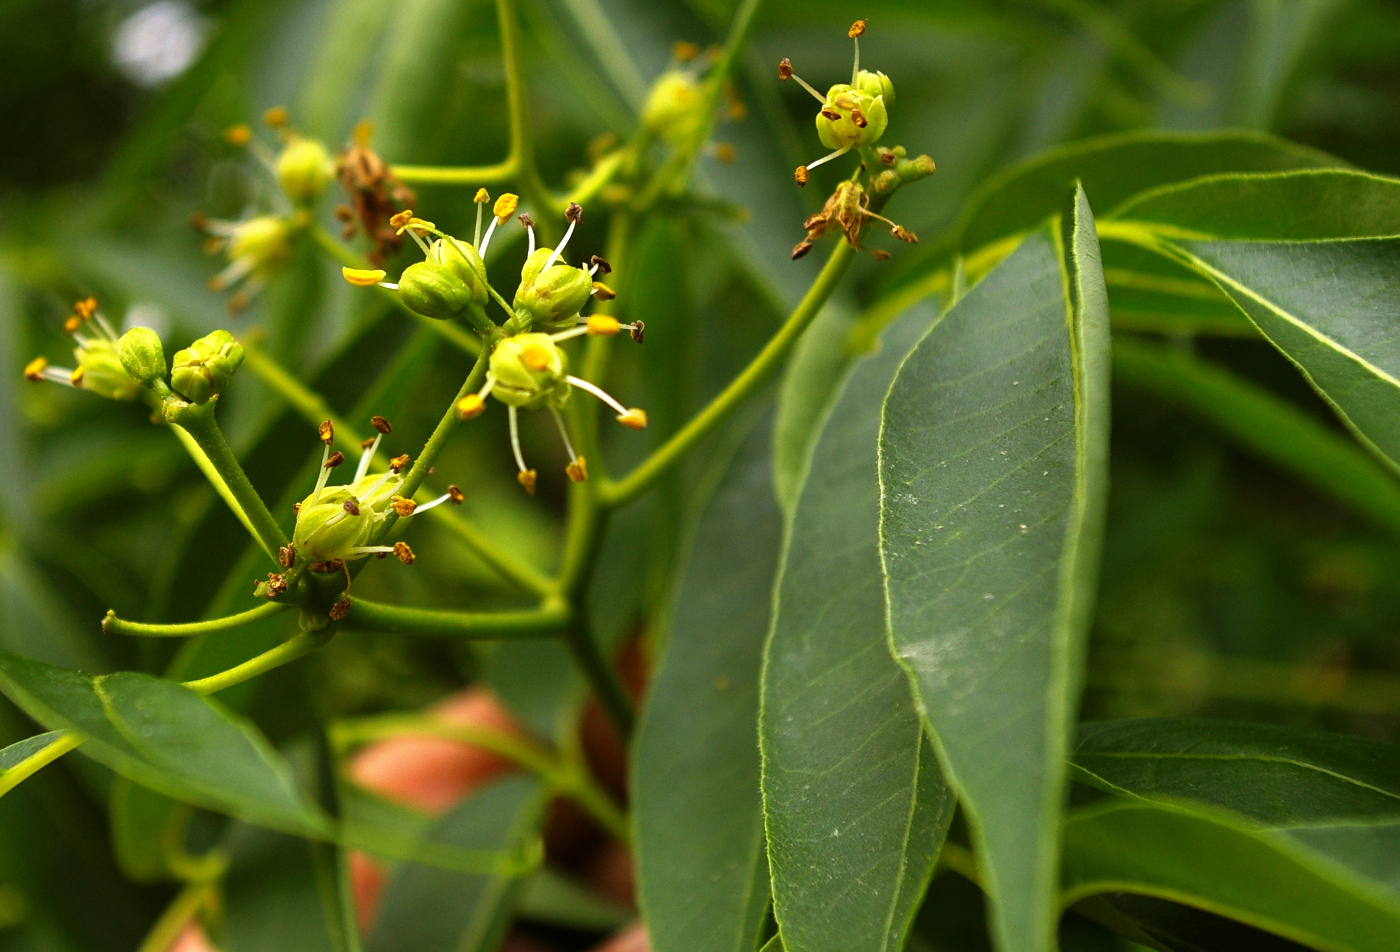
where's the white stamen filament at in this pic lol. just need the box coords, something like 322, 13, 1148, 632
361, 468, 399, 503
378, 281, 399, 290
588, 262, 599, 276
349, 546, 395, 555
524, 220, 536, 256
852, 36, 860, 86
313, 443, 334, 500
480, 217, 500, 257
566, 375, 628, 416
354, 434, 381, 481
94, 314, 119, 341
541, 217, 577, 273
412, 492, 453, 514
508, 405, 528, 473
548, 326, 589, 343
210, 255, 257, 291
40, 367, 76, 387
478, 374, 497, 401
550, 407, 579, 464
474, 202, 484, 246
791, 73, 826, 104
805, 146, 852, 173
72, 332, 93, 348
405, 228, 432, 257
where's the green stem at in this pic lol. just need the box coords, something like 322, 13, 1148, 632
495, 0, 553, 224
601, 240, 854, 507
345, 598, 569, 637
392, 160, 516, 186
103, 602, 291, 638
1114, 338, 1400, 538
166, 399, 288, 557
167, 423, 271, 561
182, 630, 330, 695
136, 882, 216, 952
433, 515, 556, 597
391, 348, 491, 509
333, 715, 629, 841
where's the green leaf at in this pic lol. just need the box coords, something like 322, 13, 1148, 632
222, 825, 344, 952
634, 415, 778, 952
1106, 170, 1400, 473
515, 867, 632, 933
1074, 718, 1400, 825
1060, 800, 1400, 952
880, 187, 1112, 952
366, 776, 550, 952
762, 299, 953, 952
954, 131, 1342, 253
0, 649, 331, 838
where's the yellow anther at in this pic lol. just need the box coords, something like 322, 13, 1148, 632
395, 217, 435, 235
224, 124, 253, 146
566, 457, 588, 482
318, 419, 334, 445
517, 469, 538, 495
392, 497, 417, 517
393, 541, 416, 565
586, 315, 621, 337
353, 120, 374, 146
795, 166, 810, 185
522, 343, 551, 371
263, 106, 290, 128
474, 188, 491, 204
63, 315, 82, 334
456, 394, 486, 419
674, 41, 701, 62
494, 193, 519, 223
617, 408, 648, 430
389, 210, 414, 229
592, 282, 617, 301
849, 19, 867, 37
70, 366, 85, 386
23, 357, 47, 381
342, 267, 388, 287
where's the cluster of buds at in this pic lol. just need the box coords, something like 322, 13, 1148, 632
287, 417, 460, 569
780, 20, 894, 185
24, 302, 246, 408
641, 41, 744, 162
335, 122, 416, 266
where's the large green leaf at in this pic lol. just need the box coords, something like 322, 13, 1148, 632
1061, 801, 1400, 952
1105, 170, 1400, 471
222, 824, 344, 952
762, 302, 953, 952
634, 416, 778, 952
953, 131, 1342, 253
880, 187, 1111, 952
366, 776, 550, 952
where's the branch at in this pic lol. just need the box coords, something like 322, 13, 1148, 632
103, 602, 292, 638
345, 598, 569, 637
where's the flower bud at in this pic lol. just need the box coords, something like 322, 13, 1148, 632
116, 327, 166, 385
489, 333, 569, 409
171, 330, 244, 404
276, 137, 333, 204
513, 249, 593, 328
428, 237, 489, 307
642, 71, 702, 146
397, 261, 474, 320
855, 70, 894, 103
74, 339, 142, 401
815, 84, 888, 152
293, 495, 373, 563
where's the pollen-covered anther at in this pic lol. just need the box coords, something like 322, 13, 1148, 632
586, 315, 621, 336
265, 573, 288, 596
371, 415, 392, 434
393, 541, 415, 564
892, 225, 919, 243
447, 485, 464, 504
319, 420, 334, 444
592, 282, 616, 301
390, 454, 411, 473
517, 470, 538, 495
23, 357, 47, 381
778, 58, 794, 80
617, 408, 648, 430
567, 457, 588, 482
389, 210, 414, 229
360, 437, 375, 449
852, 107, 868, 128
849, 19, 867, 37
392, 496, 417, 517
325, 451, 345, 469
474, 188, 490, 204
342, 267, 387, 287
278, 545, 295, 568
457, 394, 486, 420
795, 166, 810, 186
329, 599, 351, 620
494, 193, 519, 223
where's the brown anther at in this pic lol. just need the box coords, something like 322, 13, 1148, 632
325, 451, 345, 468
318, 419, 334, 444
393, 541, 416, 565
590, 255, 612, 274
873, 249, 891, 261
265, 573, 288, 596
390, 454, 411, 472
392, 497, 417, 517
892, 225, 919, 244
518, 213, 536, 230
849, 19, 867, 38
715, 142, 736, 163
565, 202, 583, 224
821, 108, 842, 122
343, 498, 360, 516
374, 551, 389, 559
360, 437, 376, 449
447, 485, 464, 504
792, 240, 815, 260
335, 136, 415, 265
370, 415, 392, 434
202, 236, 226, 256
795, 166, 810, 186
630, 320, 645, 344
389, 210, 414, 229
263, 106, 290, 128
293, 502, 302, 515
592, 282, 616, 301
278, 545, 295, 568
23, 357, 47, 381
566, 457, 588, 482
851, 107, 868, 128
778, 58, 794, 81
517, 469, 538, 495
674, 41, 701, 62
335, 204, 354, 221
308, 560, 344, 573
329, 599, 351, 620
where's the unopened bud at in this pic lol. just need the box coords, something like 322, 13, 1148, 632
514, 249, 593, 327
397, 261, 474, 319
489, 333, 569, 409
171, 330, 243, 404
276, 137, 333, 203
116, 327, 166, 385
429, 238, 488, 307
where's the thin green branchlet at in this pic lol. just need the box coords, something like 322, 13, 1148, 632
31, 3, 935, 755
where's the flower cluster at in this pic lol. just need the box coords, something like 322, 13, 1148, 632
641, 41, 745, 162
